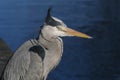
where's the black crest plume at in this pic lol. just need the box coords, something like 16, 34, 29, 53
45, 7, 61, 26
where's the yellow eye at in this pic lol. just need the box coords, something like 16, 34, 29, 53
57, 26, 62, 30
57, 26, 67, 32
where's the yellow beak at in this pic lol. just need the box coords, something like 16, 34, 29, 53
65, 27, 92, 39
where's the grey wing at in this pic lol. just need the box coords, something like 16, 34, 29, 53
3, 39, 45, 80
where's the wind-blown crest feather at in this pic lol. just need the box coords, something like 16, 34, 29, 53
45, 8, 61, 26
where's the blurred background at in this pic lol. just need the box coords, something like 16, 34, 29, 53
0, 0, 120, 80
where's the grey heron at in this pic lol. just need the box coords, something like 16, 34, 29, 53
1, 8, 92, 80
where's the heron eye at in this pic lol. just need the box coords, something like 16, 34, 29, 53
57, 26, 66, 32
56, 26, 62, 30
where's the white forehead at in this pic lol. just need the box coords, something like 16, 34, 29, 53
52, 16, 67, 27
52, 16, 63, 23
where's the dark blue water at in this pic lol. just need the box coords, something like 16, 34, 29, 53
0, 0, 120, 80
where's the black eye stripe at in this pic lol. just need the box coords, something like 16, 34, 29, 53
46, 16, 61, 26
45, 8, 62, 26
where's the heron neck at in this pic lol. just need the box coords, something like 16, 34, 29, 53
38, 35, 63, 79
38, 35, 63, 52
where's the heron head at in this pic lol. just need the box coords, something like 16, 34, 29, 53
41, 8, 92, 39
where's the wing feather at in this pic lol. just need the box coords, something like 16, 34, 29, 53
3, 39, 44, 80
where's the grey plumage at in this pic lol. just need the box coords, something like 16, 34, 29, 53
3, 39, 44, 80
2, 8, 92, 80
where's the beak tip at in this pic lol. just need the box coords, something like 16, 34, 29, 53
88, 36, 93, 39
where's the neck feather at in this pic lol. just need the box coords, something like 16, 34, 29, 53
38, 35, 63, 53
